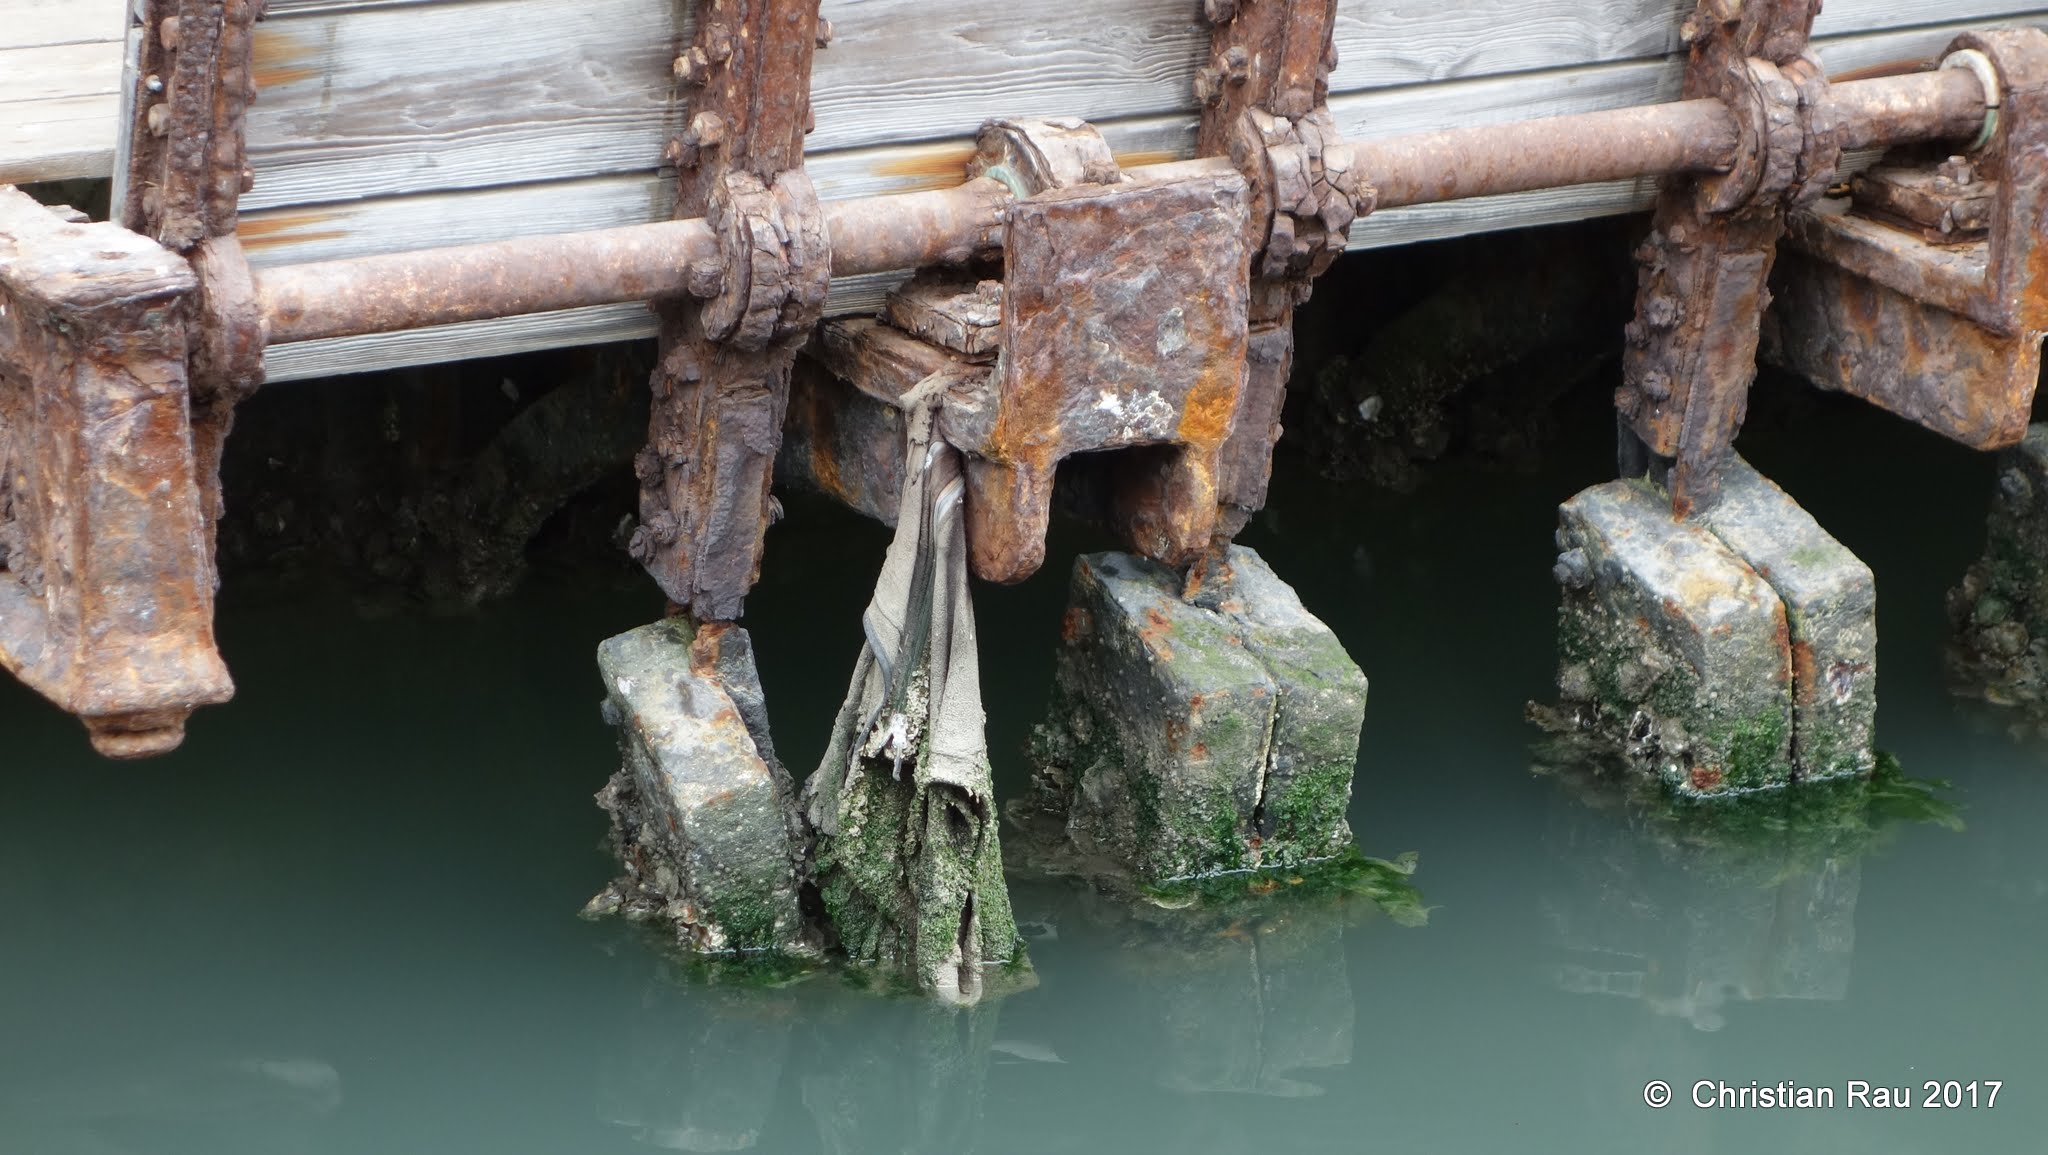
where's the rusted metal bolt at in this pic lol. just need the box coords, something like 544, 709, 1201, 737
1554, 548, 1593, 590
1644, 295, 1680, 329
1221, 44, 1249, 82
1639, 370, 1671, 403
159, 15, 182, 49
815, 18, 833, 48
626, 525, 654, 562
690, 111, 727, 147
633, 448, 663, 484
146, 103, 172, 137
1204, 0, 1239, 23
1937, 155, 1975, 186
240, 168, 256, 194
706, 27, 734, 63
144, 74, 164, 94
646, 510, 681, 544
1194, 66, 1223, 105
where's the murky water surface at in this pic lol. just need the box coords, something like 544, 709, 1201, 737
5, 388, 2046, 1153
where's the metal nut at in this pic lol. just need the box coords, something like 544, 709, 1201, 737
690, 111, 727, 148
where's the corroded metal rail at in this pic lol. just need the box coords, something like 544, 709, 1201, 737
257, 69, 1987, 346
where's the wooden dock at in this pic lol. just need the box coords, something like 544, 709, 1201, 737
4, 0, 2040, 381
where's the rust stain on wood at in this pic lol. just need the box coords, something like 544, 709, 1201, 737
237, 210, 350, 251
252, 27, 319, 90
872, 144, 977, 188
1113, 149, 1182, 170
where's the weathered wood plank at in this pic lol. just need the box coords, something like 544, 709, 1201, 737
238, 0, 2047, 211
0, 94, 120, 184
243, 15, 2004, 268
0, 43, 123, 107
0, 0, 125, 51
256, 14, 2032, 380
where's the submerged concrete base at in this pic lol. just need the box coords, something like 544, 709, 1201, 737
586, 619, 813, 956
1548, 459, 1875, 794
1950, 426, 2048, 715
1028, 546, 1367, 884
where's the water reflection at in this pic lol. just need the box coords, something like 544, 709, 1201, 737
2, 1052, 340, 1155
598, 972, 795, 1151
1535, 748, 1958, 1032
588, 867, 1408, 1153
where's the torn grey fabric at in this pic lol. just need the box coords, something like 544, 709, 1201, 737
803, 373, 1023, 1004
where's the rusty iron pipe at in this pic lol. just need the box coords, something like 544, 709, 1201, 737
254, 69, 1988, 347
1829, 67, 1987, 152
259, 180, 1011, 345
1342, 98, 1739, 210
259, 219, 721, 344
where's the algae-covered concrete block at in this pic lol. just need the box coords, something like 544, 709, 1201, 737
1949, 425, 2048, 710
1031, 546, 1366, 882
1555, 480, 1792, 794
591, 619, 810, 954
1699, 458, 1876, 780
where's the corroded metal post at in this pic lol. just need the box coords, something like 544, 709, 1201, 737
118, 0, 269, 555
1617, 0, 1833, 515
1195, 0, 1361, 541
635, 0, 830, 622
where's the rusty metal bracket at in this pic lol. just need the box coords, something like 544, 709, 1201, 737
1196, 0, 1363, 541
1617, 0, 1827, 516
635, 0, 829, 622
0, 190, 234, 757
954, 120, 1250, 582
799, 118, 1252, 585
0, 0, 264, 756
1767, 29, 2048, 451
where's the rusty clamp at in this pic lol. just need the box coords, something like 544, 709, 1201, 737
0, 0, 266, 756
806, 117, 1253, 585
1767, 29, 2048, 451
1615, 0, 1839, 514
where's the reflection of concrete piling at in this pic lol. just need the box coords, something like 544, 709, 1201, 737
1029, 546, 1368, 884
597, 984, 795, 1151
1537, 763, 1867, 1029
1545, 457, 1875, 794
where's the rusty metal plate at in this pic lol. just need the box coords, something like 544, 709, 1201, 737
1769, 29, 2048, 451
0, 189, 233, 757
949, 171, 1250, 583
1771, 249, 2038, 449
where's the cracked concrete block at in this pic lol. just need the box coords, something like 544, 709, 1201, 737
1554, 480, 1793, 794
1030, 546, 1366, 883
590, 619, 811, 955
1698, 457, 1876, 780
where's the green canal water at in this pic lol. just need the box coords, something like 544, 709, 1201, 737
4, 384, 2046, 1153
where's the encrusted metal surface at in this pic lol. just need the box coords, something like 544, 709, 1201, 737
947, 171, 1251, 583
638, 0, 829, 621
0, 189, 233, 757
1618, 0, 1826, 516
1197, 0, 1352, 539
1770, 29, 2048, 451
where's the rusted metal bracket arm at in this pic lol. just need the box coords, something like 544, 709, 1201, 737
0, 189, 234, 757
